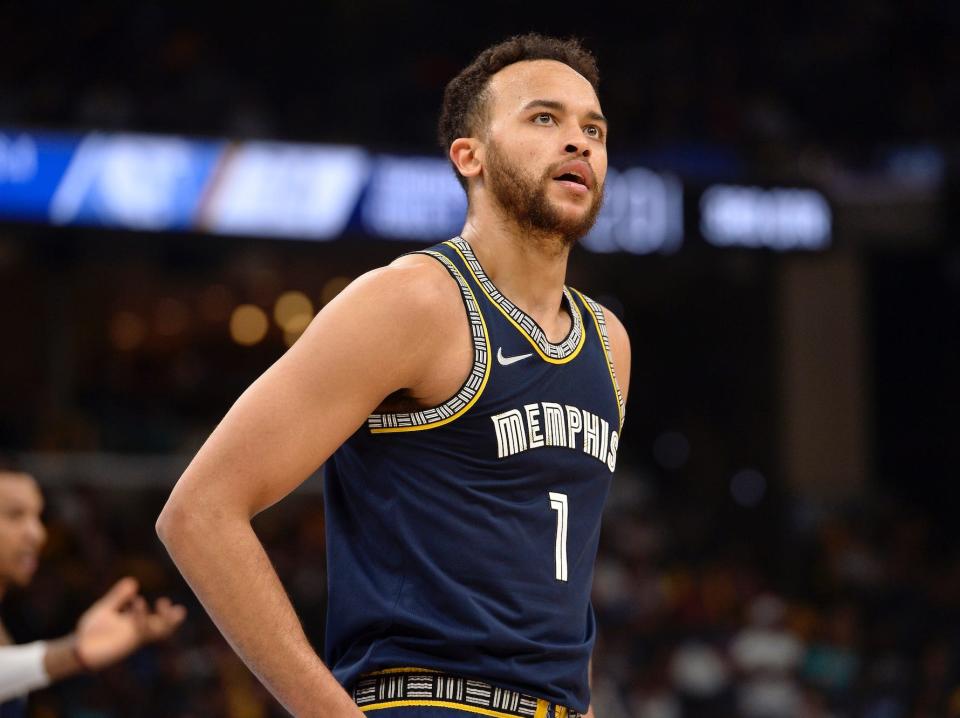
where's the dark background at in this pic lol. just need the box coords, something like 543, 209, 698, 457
1, 2, 958, 716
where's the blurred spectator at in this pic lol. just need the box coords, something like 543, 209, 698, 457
729, 593, 804, 718
0, 459, 184, 713
0, 457, 955, 716
669, 638, 732, 716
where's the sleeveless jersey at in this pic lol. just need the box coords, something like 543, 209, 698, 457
324, 237, 625, 712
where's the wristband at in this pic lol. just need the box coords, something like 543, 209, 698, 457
71, 641, 92, 672
0, 641, 50, 700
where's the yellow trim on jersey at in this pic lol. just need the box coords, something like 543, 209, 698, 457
571, 288, 625, 429
534, 705, 569, 718
361, 699, 557, 717
446, 241, 585, 365
369, 254, 491, 434
359, 700, 513, 716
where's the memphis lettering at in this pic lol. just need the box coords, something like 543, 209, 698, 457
490, 402, 619, 472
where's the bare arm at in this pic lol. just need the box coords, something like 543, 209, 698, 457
583, 655, 596, 718
157, 262, 458, 717
599, 304, 631, 407
587, 306, 630, 718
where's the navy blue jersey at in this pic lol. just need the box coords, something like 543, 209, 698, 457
324, 237, 625, 712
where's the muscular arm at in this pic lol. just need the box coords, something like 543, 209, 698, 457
583, 656, 595, 718
587, 305, 631, 718
600, 304, 631, 408
156, 261, 460, 717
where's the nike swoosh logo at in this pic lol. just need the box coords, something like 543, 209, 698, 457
497, 347, 533, 366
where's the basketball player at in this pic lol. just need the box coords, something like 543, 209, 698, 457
0, 463, 185, 714
158, 33, 629, 718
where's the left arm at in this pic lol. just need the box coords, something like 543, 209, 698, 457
600, 304, 631, 409
588, 307, 631, 718
584, 656, 596, 717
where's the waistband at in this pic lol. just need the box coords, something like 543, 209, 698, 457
351, 668, 582, 718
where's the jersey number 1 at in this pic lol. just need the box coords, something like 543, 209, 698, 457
549, 492, 569, 582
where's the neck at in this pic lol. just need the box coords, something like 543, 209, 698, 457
459, 209, 572, 334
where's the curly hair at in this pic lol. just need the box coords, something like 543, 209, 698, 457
437, 33, 600, 191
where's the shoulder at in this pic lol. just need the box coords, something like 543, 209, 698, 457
269, 251, 470, 404
307, 251, 468, 371
331, 252, 463, 326
598, 304, 630, 361
573, 291, 631, 357
388, 251, 465, 306
586, 298, 631, 402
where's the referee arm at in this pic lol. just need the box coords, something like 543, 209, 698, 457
157, 261, 459, 718
0, 578, 183, 702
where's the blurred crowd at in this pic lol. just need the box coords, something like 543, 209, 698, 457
2, 2, 958, 163
591, 470, 960, 718
2, 3, 958, 717
2, 467, 956, 718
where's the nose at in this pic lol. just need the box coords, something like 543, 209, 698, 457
564, 142, 591, 159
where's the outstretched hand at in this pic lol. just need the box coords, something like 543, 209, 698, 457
74, 577, 186, 671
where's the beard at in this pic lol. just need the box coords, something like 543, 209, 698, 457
484, 140, 604, 248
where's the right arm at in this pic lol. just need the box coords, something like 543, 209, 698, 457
156, 261, 457, 717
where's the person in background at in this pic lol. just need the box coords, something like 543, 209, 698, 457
0, 458, 186, 715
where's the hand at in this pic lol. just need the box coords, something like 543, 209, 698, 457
74, 577, 186, 671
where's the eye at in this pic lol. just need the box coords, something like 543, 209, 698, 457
533, 112, 555, 125
584, 125, 603, 140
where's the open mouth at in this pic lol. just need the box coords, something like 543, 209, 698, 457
554, 172, 588, 187
554, 172, 587, 187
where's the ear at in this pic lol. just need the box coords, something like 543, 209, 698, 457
449, 138, 483, 183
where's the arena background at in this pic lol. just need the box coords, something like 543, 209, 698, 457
1, 3, 958, 716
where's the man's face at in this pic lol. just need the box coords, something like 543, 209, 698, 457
479, 59, 608, 244
0, 473, 46, 589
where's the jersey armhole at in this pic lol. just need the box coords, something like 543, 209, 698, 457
366, 251, 491, 433
571, 289, 626, 429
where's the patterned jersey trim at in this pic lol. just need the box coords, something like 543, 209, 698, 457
572, 289, 625, 428
367, 250, 490, 433
352, 671, 581, 718
447, 237, 585, 364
